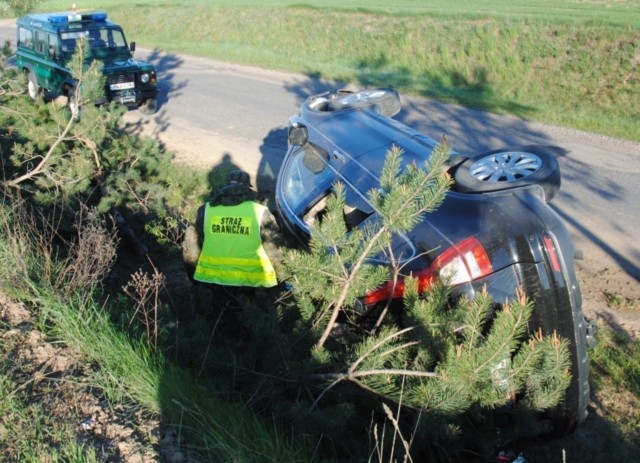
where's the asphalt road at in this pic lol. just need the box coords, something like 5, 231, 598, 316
2, 20, 639, 284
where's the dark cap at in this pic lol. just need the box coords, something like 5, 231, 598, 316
226, 170, 251, 188
209, 170, 255, 206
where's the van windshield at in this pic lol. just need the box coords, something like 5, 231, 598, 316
60, 27, 128, 55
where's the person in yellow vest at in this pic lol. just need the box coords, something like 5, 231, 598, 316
182, 170, 281, 317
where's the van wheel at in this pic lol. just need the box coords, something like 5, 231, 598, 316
138, 98, 158, 115
27, 72, 40, 100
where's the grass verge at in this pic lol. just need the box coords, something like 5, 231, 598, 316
589, 327, 640, 439
0, 200, 304, 463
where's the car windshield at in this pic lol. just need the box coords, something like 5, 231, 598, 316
60, 27, 128, 56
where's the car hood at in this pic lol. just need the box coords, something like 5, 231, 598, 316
102, 57, 152, 73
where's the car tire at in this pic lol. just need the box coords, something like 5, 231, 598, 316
327, 88, 401, 117
138, 98, 158, 115
27, 71, 40, 100
454, 146, 561, 201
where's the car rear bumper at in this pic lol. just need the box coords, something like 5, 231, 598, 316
470, 260, 590, 425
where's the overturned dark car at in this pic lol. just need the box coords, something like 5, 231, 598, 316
275, 88, 593, 431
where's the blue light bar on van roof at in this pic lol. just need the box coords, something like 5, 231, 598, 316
47, 11, 108, 24
48, 14, 71, 24
87, 12, 108, 21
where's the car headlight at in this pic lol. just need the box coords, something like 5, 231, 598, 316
140, 73, 150, 84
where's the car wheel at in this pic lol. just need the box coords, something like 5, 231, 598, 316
327, 88, 401, 117
138, 98, 158, 115
454, 146, 561, 201
27, 72, 40, 100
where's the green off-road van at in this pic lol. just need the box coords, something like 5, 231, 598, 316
16, 10, 159, 115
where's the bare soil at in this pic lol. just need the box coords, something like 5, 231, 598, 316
0, 294, 185, 463
575, 245, 640, 340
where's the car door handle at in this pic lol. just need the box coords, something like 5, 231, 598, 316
332, 150, 345, 162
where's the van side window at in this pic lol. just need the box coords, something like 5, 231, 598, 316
35, 31, 46, 54
48, 34, 59, 59
18, 27, 33, 49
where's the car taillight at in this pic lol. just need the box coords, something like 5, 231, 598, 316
542, 234, 562, 273
364, 236, 493, 306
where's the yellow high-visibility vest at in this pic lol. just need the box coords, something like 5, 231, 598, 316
193, 201, 277, 287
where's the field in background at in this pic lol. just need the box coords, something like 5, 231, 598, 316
33, 0, 640, 26
14, 0, 638, 142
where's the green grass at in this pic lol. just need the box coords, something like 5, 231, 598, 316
0, 200, 305, 463
3, 1, 638, 140
46, 294, 303, 461
585, 326, 640, 456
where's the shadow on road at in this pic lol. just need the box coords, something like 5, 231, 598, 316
122, 48, 186, 153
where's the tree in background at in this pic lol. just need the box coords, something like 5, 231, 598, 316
0, 39, 20, 96
3, 0, 41, 17
1, 38, 183, 250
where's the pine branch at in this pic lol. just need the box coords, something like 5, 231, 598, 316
309, 367, 438, 411
316, 225, 387, 348
4, 115, 75, 188
311, 368, 439, 382
470, 289, 531, 377
348, 326, 416, 374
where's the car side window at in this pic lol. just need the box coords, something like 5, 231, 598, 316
109, 29, 127, 48
282, 143, 374, 230
303, 185, 374, 230
282, 143, 336, 215
60, 31, 81, 52
342, 186, 374, 230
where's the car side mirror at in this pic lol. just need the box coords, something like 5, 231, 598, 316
288, 123, 308, 146
129, 41, 136, 53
